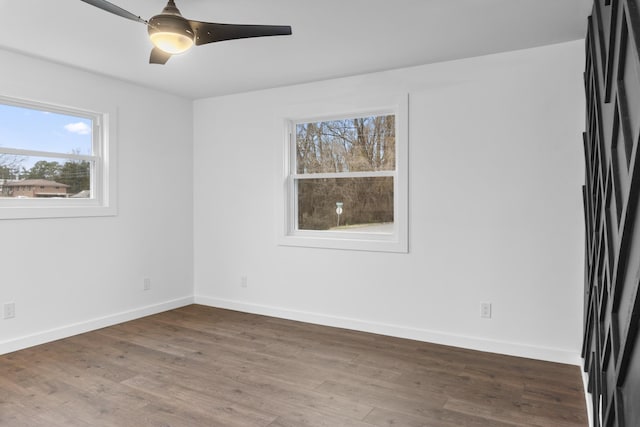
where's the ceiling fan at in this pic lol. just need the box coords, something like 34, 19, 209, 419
80, 0, 292, 64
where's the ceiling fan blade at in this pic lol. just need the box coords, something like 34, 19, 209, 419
188, 21, 292, 46
80, 0, 147, 24
149, 47, 172, 65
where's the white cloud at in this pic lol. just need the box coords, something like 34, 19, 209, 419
64, 122, 91, 135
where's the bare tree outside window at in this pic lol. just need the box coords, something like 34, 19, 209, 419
0, 154, 24, 173
0, 154, 24, 195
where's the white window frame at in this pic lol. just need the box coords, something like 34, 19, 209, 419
0, 95, 117, 219
277, 93, 408, 253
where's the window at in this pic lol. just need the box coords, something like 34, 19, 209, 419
278, 93, 408, 252
0, 95, 116, 219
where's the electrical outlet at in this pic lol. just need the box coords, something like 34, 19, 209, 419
4, 302, 15, 319
240, 276, 248, 288
480, 302, 492, 319
143, 278, 151, 291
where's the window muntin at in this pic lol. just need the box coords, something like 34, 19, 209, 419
0, 95, 114, 218
279, 94, 408, 252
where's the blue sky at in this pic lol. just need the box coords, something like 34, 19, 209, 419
0, 103, 92, 170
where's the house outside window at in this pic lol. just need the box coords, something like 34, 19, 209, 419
5, 179, 70, 198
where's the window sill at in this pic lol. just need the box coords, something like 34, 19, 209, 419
0, 200, 117, 220
278, 230, 408, 253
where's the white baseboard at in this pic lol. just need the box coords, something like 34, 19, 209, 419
194, 296, 582, 365
0, 296, 194, 355
2, 294, 583, 367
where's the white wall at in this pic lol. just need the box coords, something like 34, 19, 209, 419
0, 40, 586, 364
0, 49, 194, 354
193, 40, 586, 364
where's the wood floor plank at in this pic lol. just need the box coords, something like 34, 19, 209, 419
268, 409, 376, 427
361, 407, 428, 427
0, 305, 587, 426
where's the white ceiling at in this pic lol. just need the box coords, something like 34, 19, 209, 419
0, 0, 592, 99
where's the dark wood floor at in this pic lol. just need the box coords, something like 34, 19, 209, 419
0, 305, 587, 426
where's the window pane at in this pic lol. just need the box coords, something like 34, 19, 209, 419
297, 177, 393, 231
296, 114, 395, 174
0, 155, 92, 199
0, 103, 93, 154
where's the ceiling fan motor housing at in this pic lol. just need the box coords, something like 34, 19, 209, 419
147, 0, 195, 54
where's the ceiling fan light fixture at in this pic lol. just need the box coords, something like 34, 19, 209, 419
149, 30, 194, 54
148, 13, 194, 54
